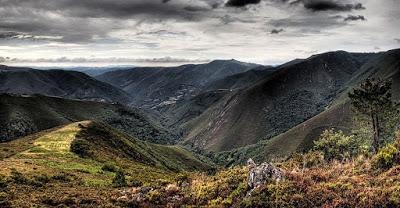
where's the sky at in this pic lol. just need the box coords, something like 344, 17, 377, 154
0, 0, 399, 67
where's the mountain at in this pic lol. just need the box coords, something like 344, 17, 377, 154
203, 66, 276, 91
148, 65, 277, 129
213, 102, 353, 165
0, 94, 177, 144
158, 89, 231, 128
63, 66, 133, 77
0, 65, 131, 103
0, 121, 213, 207
96, 60, 260, 109
181, 51, 380, 152
0, 121, 211, 171
210, 49, 400, 165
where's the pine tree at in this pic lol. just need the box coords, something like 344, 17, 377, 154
112, 169, 127, 187
348, 78, 393, 153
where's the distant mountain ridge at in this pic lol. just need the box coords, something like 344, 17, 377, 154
181, 51, 383, 152
0, 93, 177, 144
63, 66, 134, 76
0, 65, 131, 104
96, 59, 262, 109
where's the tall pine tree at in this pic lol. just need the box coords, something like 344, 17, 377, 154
348, 78, 393, 153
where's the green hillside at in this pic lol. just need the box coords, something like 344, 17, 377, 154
0, 94, 177, 144
0, 121, 213, 207
212, 49, 400, 166
213, 102, 353, 165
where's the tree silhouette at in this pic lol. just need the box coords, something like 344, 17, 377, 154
349, 78, 393, 153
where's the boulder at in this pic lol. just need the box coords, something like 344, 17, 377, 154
247, 158, 284, 189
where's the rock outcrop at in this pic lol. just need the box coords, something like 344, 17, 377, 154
247, 158, 284, 189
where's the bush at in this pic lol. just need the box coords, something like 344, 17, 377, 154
31, 174, 50, 187
70, 138, 91, 158
175, 173, 190, 187
313, 129, 360, 161
0, 191, 9, 207
0, 174, 7, 190
101, 163, 118, 173
112, 170, 127, 187
373, 143, 400, 169
129, 179, 143, 187
51, 172, 74, 182
10, 169, 29, 185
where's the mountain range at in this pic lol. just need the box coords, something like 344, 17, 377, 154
0, 94, 176, 144
1, 49, 399, 164
96, 59, 262, 109
1, 49, 400, 207
0, 65, 131, 104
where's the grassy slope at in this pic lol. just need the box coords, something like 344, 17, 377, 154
112, 133, 400, 207
72, 121, 214, 172
0, 121, 213, 207
0, 94, 177, 144
210, 49, 400, 165
182, 51, 370, 152
213, 102, 352, 165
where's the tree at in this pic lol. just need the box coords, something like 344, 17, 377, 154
348, 78, 394, 153
112, 169, 127, 187
313, 129, 362, 161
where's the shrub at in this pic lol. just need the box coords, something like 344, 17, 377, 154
373, 143, 400, 169
10, 169, 29, 184
0, 174, 7, 190
31, 174, 50, 187
112, 170, 127, 187
70, 138, 91, 158
101, 163, 118, 173
51, 172, 74, 182
0, 191, 9, 207
313, 129, 360, 161
283, 151, 325, 171
129, 179, 143, 187
175, 173, 190, 187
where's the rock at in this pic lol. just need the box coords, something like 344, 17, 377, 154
140, 186, 153, 194
247, 158, 257, 169
166, 184, 180, 194
117, 195, 129, 202
247, 158, 284, 189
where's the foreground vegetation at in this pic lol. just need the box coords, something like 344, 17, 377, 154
0, 119, 399, 207
0, 121, 212, 207
0, 79, 399, 207
3, 129, 400, 207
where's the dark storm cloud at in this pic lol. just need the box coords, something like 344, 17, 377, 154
184, 5, 211, 12
0, 14, 111, 43
0, 0, 212, 20
271, 28, 284, 34
225, 0, 261, 7
299, 0, 365, 12
269, 15, 344, 31
0, 0, 221, 43
62, 1, 207, 20
0, 32, 20, 39
0, 31, 62, 41
344, 15, 365, 21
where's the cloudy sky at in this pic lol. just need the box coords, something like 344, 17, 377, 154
0, 0, 399, 66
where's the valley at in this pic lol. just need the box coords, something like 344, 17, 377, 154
0, 49, 400, 207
